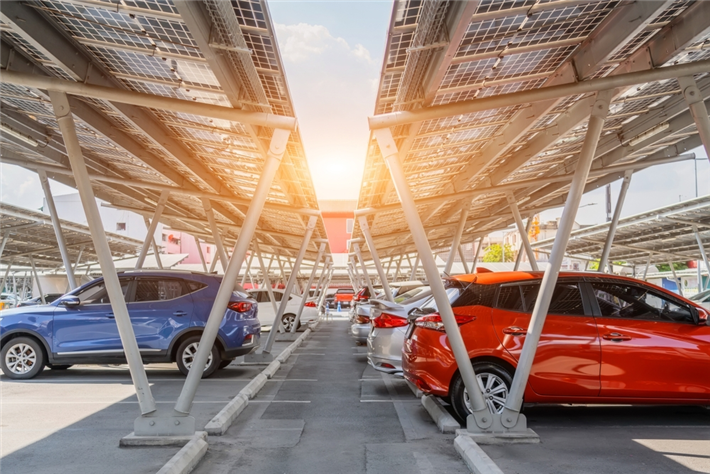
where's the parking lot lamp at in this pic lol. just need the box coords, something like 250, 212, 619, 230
500, 90, 613, 429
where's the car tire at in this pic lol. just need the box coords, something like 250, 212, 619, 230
1, 337, 46, 380
218, 359, 233, 370
47, 364, 73, 370
450, 361, 513, 421
281, 313, 299, 332
175, 336, 221, 378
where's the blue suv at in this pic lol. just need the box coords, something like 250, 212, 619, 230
0, 270, 260, 380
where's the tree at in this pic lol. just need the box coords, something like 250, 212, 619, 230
483, 243, 515, 263
655, 262, 688, 272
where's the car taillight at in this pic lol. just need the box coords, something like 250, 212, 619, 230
228, 301, 253, 312
372, 312, 408, 328
414, 313, 476, 331
305, 301, 316, 307
356, 315, 370, 324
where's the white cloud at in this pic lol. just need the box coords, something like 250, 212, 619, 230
275, 23, 373, 64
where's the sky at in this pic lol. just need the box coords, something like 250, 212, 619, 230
1, 0, 709, 230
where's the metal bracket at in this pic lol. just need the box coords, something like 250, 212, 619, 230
468, 411, 528, 433
467, 409, 494, 430
134, 413, 196, 437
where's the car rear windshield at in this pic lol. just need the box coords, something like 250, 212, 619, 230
418, 280, 496, 311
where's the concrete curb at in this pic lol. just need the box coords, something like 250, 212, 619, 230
156, 432, 208, 474
239, 373, 268, 399
405, 379, 424, 398
454, 435, 504, 474
204, 394, 248, 436
421, 395, 460, 433
262, 359, 281, 378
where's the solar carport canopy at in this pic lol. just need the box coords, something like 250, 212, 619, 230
0, 202, 141, 269
353, 0, 710, 259
533, 195, 710, 265
0, 0, 328, 259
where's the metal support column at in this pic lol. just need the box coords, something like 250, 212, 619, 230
49, 91, 157, 425
693, 225, 710, 290
0, 234, 8, 259
263, 216, 317, 351
28, 256, 45, 304
359, 217, 393, 301
194, 236, 208, 272
394, 254, 404, 281
678, 76, 710, 162
385, 257, 394, 281
500, 90, 613, 430
241, 253, 254, 286
72, 245, 85, 274
136, 191, 170, 269
514, 218, 533, 271
643, 254, 652, 281
598, 171, 633, 273
314, 256, 330, 300
202, 198, 229, 271
506, 194, 539, 272
254, 242, 278, 313
1, 259, 14, 294
142, 217, 164, 270
349, 255, 362, 287
458, 246, 470, 274
38, 170, 77, 289
374, 128, 491, 431
669, 262, 683, 297
174, 128, 290, 424
471, 237, 483, 272
410, 254, 420, 281
353, 243, 375, 298
444, 209, 469, 275
293, 243, 326, 332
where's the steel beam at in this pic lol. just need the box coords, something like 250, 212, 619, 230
353, 243, 376, 299
254, 242, 278, 314
373, 127, 492, 431
506, 195, 539, 272
514, 219, 534, 271
293, 243, 325, 332
501, 90, 613, 429
693, 226, 710, 291
458, 246, 470, 274
144, 217, 164, 270
471, 237, 483, 272
359, 217, 393, 301
263, 216, 317, 350
174, 128, 291, 421
37, 170, 76, 290
202, 198, 229, 271
49, 91, 157, 424
598, 171, 633, 273
194, 236, 208, 273
28, 256, 45, 304
678, 76, 710, 163
669, 261, 684, 297
444, 208, 469, 275
410, 254, 420, 281
135, 191, 169, 269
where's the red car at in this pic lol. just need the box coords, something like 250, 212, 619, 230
403, 271, 710, 420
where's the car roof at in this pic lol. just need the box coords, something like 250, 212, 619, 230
452, 271, 648, 286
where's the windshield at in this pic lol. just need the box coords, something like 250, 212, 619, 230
690, 289, 710, 302
395, 287, 428, 304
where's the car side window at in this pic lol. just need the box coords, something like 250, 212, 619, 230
134, 278, 186, 302
591, 282, 694, 323
77, 278, 131, 305
496, 285, 524, 312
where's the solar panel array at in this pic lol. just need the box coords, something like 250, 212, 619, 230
0, 0, 328, 263
356, 0, 710, 261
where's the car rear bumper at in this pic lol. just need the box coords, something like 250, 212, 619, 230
367, 327, 405, 374
223, 333, 260, 359
350, 322, 370, 343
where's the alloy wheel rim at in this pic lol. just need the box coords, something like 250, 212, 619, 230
5, 343, 37, 374
463, 372, 509, 414
283, 315, 295, 331
182, 342, 212, 372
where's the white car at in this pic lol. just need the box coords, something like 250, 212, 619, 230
247, 288, 319, 331
690, 289, 710, 311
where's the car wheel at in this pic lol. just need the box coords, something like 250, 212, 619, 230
1, 337, 46, 380
175, 336, 221, 378
218, 359, 233, 370
281, 313, 299, 332
47, 364, 73, 370
450, 361, 513, 420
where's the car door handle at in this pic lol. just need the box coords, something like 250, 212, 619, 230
602, 332, 631, 342
106, 313, 115, 318
173, 311, 187, 316
502, 326, 526, 336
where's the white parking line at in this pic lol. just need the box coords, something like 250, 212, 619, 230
250, 400, 311, 404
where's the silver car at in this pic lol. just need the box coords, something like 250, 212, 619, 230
367, 287, 432, 374
350, 283, 424, 344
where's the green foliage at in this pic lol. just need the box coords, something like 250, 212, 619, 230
588, 260, 600, 270
483, 243, 515, 263
655, 262, 689, 272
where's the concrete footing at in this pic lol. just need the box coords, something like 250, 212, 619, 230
156, 432, 208, 474
421, 395, 460, 433
204, 395, 249, 436
244, 351, 274, 363
455, 428, 540, 445
276, 332, 299, 341
120, 433, 199, 447
454, 435, 504, 474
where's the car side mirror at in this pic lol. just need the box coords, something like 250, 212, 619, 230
697, 307, 708, 325
59, 296, 80, 308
